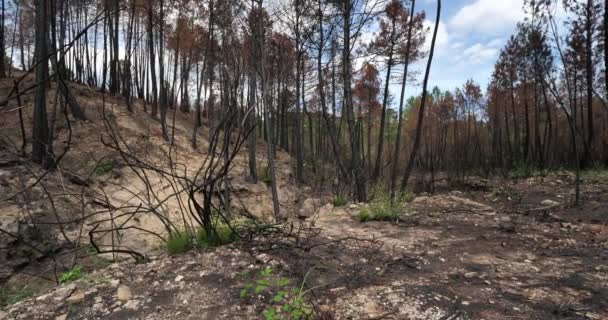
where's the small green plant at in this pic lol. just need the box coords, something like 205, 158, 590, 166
196, 223, 239, 247
400, 188, 416, 203
60, 265, 84, 284
582, 166, 608, 181
92, 160, 115, 176
508, 163, 548, 179
260, 166, 273, 184
240, 267, 313, 320
357, 185, 409, 222
166, 219, 250, 254
166, 231, 193, 255
357, 207, 371, 222
333, 195, 348, 207
0, 287, 34, 307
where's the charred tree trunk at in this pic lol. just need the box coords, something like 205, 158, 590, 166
400, 0, 441, 192
32, 0, 54, 169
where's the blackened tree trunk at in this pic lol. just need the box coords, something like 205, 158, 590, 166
148, 3, 159, 118
400, 0, 441, 192
294, 0, 304, 184
605, 0, 608, 106
109, 0, 120, 95
342, 0, 367, 202
584, 0, 594, 166
0, 0, 6, 78
32, 0, 54, 169
373, 18, 397, 182
390, 0, 416, 201
159, 0, 169, 141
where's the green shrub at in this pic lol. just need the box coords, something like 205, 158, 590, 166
333, 195, 348, 207
92, 160, 115, 176
166, 231, 193, 255
0, 287, 34, 307
509, 163, 547, 179
60, 266, 83, 284
357, 203, 400, 222
260, 166, 273, 184
196, 223, 239, 247
167, 219, 251, 254
582, 166, 608, 181
240, 267, 313, 320
358, 185, 408, 222
357, 208, 371, 222
399, 188, 416, 203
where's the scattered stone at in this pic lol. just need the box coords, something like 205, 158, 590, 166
116, 285, 132, 301
66, 291, 85, 304
255, 253, 270, 264
299, 198, 323, 219
67, 172, 91, 186
110, 279, 120, 287
174, 275, 184, 282
55, 315, 68, 320
319, 305, 332, 313
45, 284, 77, 303
464, 272, 478, 279
123, 299, 142, 311
541, 199, 559, 206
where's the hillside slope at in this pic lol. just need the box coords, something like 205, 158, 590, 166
0, 76, 322, 292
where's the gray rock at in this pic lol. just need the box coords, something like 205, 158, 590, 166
299, 198, 323, 219
541, 199, 559, 206
66, 291, 85, 304
255, 253, 270, 264
116, 285, 132, 301
123, 299, 141, 311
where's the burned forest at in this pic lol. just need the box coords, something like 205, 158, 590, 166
0, 0, 607, 319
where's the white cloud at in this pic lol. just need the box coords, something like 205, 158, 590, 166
423, 20, 449, 55
460, 43, 499, 65
450, 0, 525, 35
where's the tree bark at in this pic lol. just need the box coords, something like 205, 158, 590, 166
400, 0, 441, 192
32, 0, 54, 169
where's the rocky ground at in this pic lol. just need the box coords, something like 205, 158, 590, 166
1, 76, 607, 319
1, 173, 607, 320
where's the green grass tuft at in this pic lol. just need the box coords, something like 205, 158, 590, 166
260, 166, 273, 184
92, 160, 115, 176
166, 231, 193, 255
582, 166, 608, 181
508, 163, 548, 179
60, 265, 83, 284
357, 185, 411, 222
197, 223, 240, 247
333, 195, 348, 207
0, 287, 34, 308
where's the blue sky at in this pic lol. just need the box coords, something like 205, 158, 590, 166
409, 0, 527, 93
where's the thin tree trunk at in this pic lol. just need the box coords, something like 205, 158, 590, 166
373, 19, 396, 182
390, 0, 416, 201
400, 0, 441, 192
